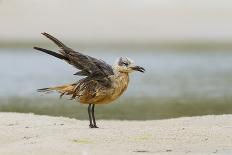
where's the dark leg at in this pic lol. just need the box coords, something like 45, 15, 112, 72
88, 104, 94, 128
91, 104, 98, 128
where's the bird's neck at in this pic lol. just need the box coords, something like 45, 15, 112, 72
113, 71, 129, 92
112, 67, 130, 88
118, 72, 129, 80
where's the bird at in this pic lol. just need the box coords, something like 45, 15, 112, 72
34, 32, 145, 128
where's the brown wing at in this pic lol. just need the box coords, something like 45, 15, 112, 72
34, 32, 114, 87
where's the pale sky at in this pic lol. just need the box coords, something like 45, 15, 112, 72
1, 0, 232, 42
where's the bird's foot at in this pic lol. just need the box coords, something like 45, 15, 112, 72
93, 124, 99, 128
89, 124, 99, 128
89, 124, 94, 128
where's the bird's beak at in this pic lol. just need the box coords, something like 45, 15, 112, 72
130, 66, 145, 73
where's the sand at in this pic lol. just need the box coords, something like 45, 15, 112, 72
0, 113, 232, 155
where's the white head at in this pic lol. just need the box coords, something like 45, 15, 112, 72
114, 57, 145, 74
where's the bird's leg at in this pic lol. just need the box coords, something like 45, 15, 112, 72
91, 104, 99, 128
88, 104, 94, 128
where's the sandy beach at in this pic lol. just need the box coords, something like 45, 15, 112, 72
0, 113, 232, 155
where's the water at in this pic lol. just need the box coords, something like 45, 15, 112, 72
1, 49, 232, 98
1, 49, 232, 119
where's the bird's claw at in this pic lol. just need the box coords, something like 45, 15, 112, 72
89, 124, 99, 128
93, 125, 99, 128
89, 124, 94, 128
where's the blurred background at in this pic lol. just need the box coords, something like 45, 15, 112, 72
1, 0, 232, 120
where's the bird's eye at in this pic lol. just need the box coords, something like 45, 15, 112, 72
122, 62, 128, 66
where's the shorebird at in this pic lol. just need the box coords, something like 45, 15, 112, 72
34, 32, 145, 128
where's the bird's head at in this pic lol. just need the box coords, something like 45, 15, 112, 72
115, 57, 145, 74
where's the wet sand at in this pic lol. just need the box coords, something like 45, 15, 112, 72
0, 112, 232, 155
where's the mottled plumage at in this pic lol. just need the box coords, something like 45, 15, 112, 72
34, 32, 145, 128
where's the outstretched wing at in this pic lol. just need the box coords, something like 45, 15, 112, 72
34, 32, 114, 86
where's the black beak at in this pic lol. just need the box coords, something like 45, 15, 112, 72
131, 66, 145, 73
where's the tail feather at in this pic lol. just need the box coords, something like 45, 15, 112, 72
37, 84, 77, 98
37, 87, 51, 92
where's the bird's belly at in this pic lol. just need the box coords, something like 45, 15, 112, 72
79, 89, 121, 104
79, 84, 127, 104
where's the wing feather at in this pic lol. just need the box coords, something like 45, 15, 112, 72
35, 32, 114, 86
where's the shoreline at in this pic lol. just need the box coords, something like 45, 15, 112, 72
0, 112, 232, 155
